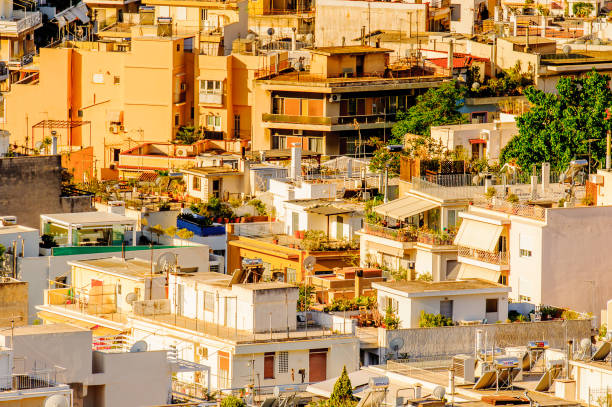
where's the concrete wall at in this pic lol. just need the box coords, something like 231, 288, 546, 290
571, 360, 612, 405
0, 226, 39, 257
381, 319, 591, 357
0, 281, 28, 327
0, 156, 92, 228
507, 218, 543, 304
91, 350, 170, 407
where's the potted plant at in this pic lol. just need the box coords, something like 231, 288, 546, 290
272, 235, 279, 245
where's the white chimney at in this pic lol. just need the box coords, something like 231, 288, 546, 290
51, 136, 58, 155
494, 6, 500, 22
290, 145, 301, 180
541, 163, 550, 193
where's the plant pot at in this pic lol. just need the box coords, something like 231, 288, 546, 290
298, 231, 305, 239
294, 231, 301, 238
289, 244, 295, 248
224, 218, 229, 223
272, 239, 278, 245
240, 217, 246, 223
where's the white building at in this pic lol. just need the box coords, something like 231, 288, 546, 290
0, 324, 172, 407
454, 202, 612, 316
430, 121, 518, 164
40, 212, 137, 247
0, 222, 39, 257
373, 279, 510, 328
281, 199, 363, 240
37, 259, 360, 394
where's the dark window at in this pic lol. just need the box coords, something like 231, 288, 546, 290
190, 105, 194, 119
175, 114, 179, 126
450, 4, 461, 21
234, 114, 240, 137
486, 298, 498, 313
264, 352, 275, 379
114, 76, 120, 84
440, 300, 453, 319
176, 44, 181, 51
113, 148, 120, 162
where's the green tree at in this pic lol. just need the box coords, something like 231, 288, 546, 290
175, 126, 203, 145
572, 1, 593, 16
329, 366, 354, 406
176, 228, 194, 245
501, 70, 612, 172
220, 395, 246, 407
391, 80, 467, 138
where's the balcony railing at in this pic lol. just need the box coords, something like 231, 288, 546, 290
363, 223, 418, 242
0, 371, 58, 391
0, 11, 41, 35
8, 52, 34, 68
458, 246, 508, 265
332, 113, 395, 126
417, 231, 456, 246
262, 113, 331, 126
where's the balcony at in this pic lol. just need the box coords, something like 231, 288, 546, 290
458, 246, 508, 265
363, 223, 418, 243
332, 113, 394, 126
417, 231, 456, 246
199, 92, 223, 105
0, 370, 60, 392
262, 113, 331, 126
7, 52, 34, 68
0, 11, 42, 36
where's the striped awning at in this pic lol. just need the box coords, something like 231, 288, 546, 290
374, 196, 439, 220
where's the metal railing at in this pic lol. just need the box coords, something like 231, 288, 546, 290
458, 246, 508, 265
173, 378, 210, 400
262, 113, 331, 126
417, 231, 456, 246
473, 199, 547, 221
0, 370, 58, 391
332, 113, 394, 126
363, 223, 418, 243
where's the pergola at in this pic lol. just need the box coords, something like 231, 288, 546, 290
31, 119, 92, 151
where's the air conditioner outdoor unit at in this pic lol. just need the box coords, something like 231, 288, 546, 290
328, 94, 341, 103
293, 129, 303, 136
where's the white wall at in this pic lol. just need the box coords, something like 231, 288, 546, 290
0, 226, 39, 257
507, 219, 543, 304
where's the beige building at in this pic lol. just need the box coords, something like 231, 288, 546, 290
253, 45, 450, 156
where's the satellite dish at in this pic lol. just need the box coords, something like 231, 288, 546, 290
472, 82, 480, 90
156, 252, 177, 274
305, 33, 313, 43
389, 337, 404, 358
44, 395, 69, 407
303, 255, 316, 272
432, 386, 446, 400
293, 61, 303, 71
246, 33, 255, 41
267, 27, 275, 36
130, 340, 148, 353
562, 44, 571, 55
125, 292, 137, 305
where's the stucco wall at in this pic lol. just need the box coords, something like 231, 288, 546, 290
0, 156, 92, 228
382, 319, 591, 357
0, 281, 28, 327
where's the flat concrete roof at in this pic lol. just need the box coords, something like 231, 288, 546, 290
235, 282, 296, 291
184, 166, 241, 176
308, 45, 393, 56
67, 257, 155, 280
0, 225, 37, 235
373, 279, 510, 297
41, 211, 136, 226
4, 323, 89, 336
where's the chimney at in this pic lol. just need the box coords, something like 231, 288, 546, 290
541, 162, 550, 193
354, 269, 363, 297
447, 41, 454, 75
290, 145, 302, 180
530, 175, 538, 200
51, 136, 58, 155
291, 28, 297, 51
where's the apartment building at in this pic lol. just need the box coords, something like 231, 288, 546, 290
0, 0, 42, 91
37, 258, 359, 394
358, 179, 477, 281
252, 45, 451, 156
453, 201, 612, 317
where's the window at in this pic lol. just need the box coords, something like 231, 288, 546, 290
447, 209, 463, 228
277, 351, 288, 373
440, 300, 453, 319
207, 115, 221, 129
54, 276, 67, 288
117, 284, 122, 295
286, 268, 296, 284
498, 274, 508, 285
450, 3, 461, 21
486, 298, 498, 313
113, 76, 120, 84
308, 137, 323, 153
204, 291, 214, 311
200, 8, 207, 20
174, 114, 179, 126
272, 97, 284, 114
519, 233, 534, 257
264, 352, 275, 379
176, 44, 181, 51
272, 135, 286, 149
192, 176, 201, 191
200, 80, 222, 94
234, 114, 240, 137
113, 148, 120, 162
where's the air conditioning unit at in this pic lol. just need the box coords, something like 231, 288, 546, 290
452, 354, 475, 383
328, 94, 341, 103
176, 147, 188, 157
293, 129, 303, 136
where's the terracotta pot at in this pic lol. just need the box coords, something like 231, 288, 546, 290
294, 231, 301, 238
272, 239, 279, 245
298, 231, 305, 239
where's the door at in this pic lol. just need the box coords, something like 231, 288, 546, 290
292, 212, 299, 234
486, 298, 499, 322
356, 55, 364, 76
440, 300, 453, 320
264, 352, 275, 379
218, 351, 230, 388
336, 216, 344, 240
309, 349, 327, 382
212, 179, 221, 198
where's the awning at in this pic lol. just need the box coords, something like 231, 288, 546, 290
469, 138, 487, 144
106, 110, 123, 123
306, 206, 352, 216
457, 263, 501, 283
454, 219, 503, 252
374, 196, 439, 220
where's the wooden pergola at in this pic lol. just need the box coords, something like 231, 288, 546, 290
31, 119, 92, 151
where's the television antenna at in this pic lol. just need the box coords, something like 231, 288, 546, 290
303, 255, 316, 274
